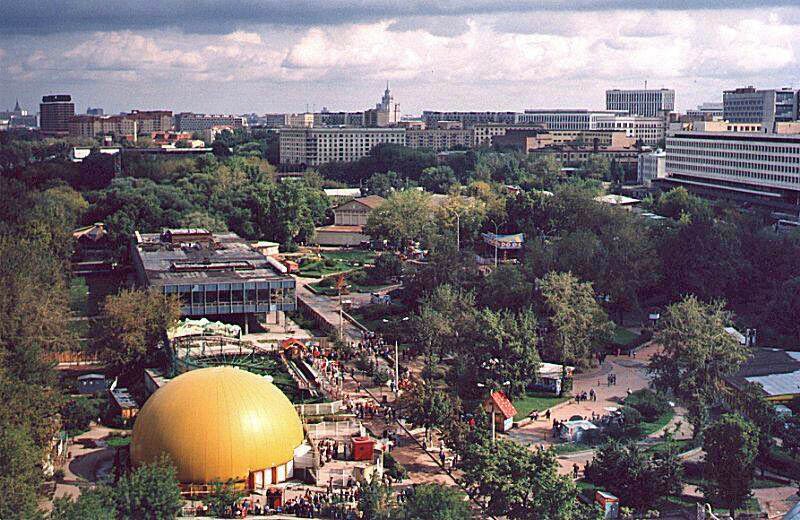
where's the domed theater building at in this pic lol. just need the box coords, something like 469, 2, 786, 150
131, 366, 305, 493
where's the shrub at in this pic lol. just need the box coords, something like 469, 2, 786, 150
625, 389, 670, 422
383, 452, 407, 481
323, 258, 336, 268
347, 269, 369, 285
373, 369, 390, 386
370, 254, 403, 283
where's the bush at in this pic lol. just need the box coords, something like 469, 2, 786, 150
607, 407, 643, 440
355, 353, 374, 375
383, 452, 407, 481
625, 389, 670, 422
370, 254, 403, 283
323, 258, 336, 268
347, 269, 369, 285
373, 369, 390, 386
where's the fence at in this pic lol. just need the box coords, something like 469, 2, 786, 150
305, 419, 362, 441
295, 400, 344, 417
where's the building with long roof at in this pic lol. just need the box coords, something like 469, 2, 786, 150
130, 229, 296, 327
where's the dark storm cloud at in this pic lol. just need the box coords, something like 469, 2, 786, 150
2, 0, 798, 35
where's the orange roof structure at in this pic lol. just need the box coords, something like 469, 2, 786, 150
353, 195, 386, 209
485, 390, 517, 419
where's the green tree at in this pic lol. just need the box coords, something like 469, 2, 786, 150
648, 296, 749, 436
701, 414, 759, 517
462, 440, 582, 520
656, 187, 709, 220
206, 479, 246, 518
365, 189, 433, 248
60, 396, 99, 435
404, 382, 458, 443
460, 308, 541, 399
0, 425, 44, 519
419, 166, 458, 194
358, 476, 394, 520
51, 488, 116, 520
477, 265, 533, 311
585, 440, 683, 512
538, 272, 614, 368
114, 455, 183, 520
400, 484, 472, 519
95, 289, 181, 380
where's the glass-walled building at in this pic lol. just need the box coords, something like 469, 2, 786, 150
131, 229, 296, 322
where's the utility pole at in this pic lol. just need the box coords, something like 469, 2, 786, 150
493, 221, 499, 267
394, 340, 400, 397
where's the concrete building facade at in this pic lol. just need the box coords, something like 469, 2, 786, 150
638, 149, 666, 187
279, 127, 405, 166
605, 88, 675, 117
664, 130, 800, 208
723, 87, 798, 132
175, 113, 247, 132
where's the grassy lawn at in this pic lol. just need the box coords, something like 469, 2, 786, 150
299, 251, 377, 277
309, 280, 394, 296
513, 392, 569, 421
642, 438, 694, 456
69, 277, 91, 316
612, 325, 639, 346
639, 409, 675, 437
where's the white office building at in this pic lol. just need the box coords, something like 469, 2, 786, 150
606, 89, 675, 117
596, 115, 665, 145
517, 110, 627, 131
279, 127, 406, 166
664, 131, 800, 207
638, 149, 666, 187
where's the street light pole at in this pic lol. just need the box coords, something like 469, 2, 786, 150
493, 221, 499, 267
394, 340, 400, 397
455, 212, 460, 252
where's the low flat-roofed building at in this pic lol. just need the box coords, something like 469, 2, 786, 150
131, 229, 296, 321
726, 347, 800, 402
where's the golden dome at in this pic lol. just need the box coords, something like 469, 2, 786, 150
131, 366, 304, 484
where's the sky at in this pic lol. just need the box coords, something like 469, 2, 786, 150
1, 1, 800, 117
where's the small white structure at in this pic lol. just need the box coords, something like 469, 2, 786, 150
560, 420, 598, 442
594, 194, 641, 208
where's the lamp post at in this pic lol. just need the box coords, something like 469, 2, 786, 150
493, 221, 499, 267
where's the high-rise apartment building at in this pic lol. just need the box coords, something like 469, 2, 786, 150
279, 127, 405, 166
596, 114, 665, 145
686, 102, 724, 120
723, 87, 797, 132
605, 89, 675, 117
40, 94, 75, 134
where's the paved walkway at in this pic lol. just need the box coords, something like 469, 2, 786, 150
43, 424, 122, 511
506, 343, 692, 475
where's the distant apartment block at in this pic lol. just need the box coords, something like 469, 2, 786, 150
723, 87, 798, 132
86, 107, 105, 116
68, 115, 138, 141
405, 126, 473, 151
605, 89, 675, 117
279, 127, 406, 166
125, 110, 173, 133
421, 111, 518, 128
664, 130, 800, 208
473, 123, 546, 147
175, 113, 247, 132
40, 94, 75, 134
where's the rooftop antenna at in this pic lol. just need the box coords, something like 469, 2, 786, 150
644, 80, 648, 89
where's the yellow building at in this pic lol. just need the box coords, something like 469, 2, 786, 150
130, 366, 304, 491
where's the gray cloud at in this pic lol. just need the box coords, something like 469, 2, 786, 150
3, 0, 800, 35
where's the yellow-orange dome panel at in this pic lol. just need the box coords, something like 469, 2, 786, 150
130, 366, 304, 484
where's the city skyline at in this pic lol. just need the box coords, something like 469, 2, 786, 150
2, 2, 800, 115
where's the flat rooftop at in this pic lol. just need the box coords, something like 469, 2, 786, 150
133, 230, 291, 287
727, 347, 800, 399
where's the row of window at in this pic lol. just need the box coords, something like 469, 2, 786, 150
667, 160, 799, 185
